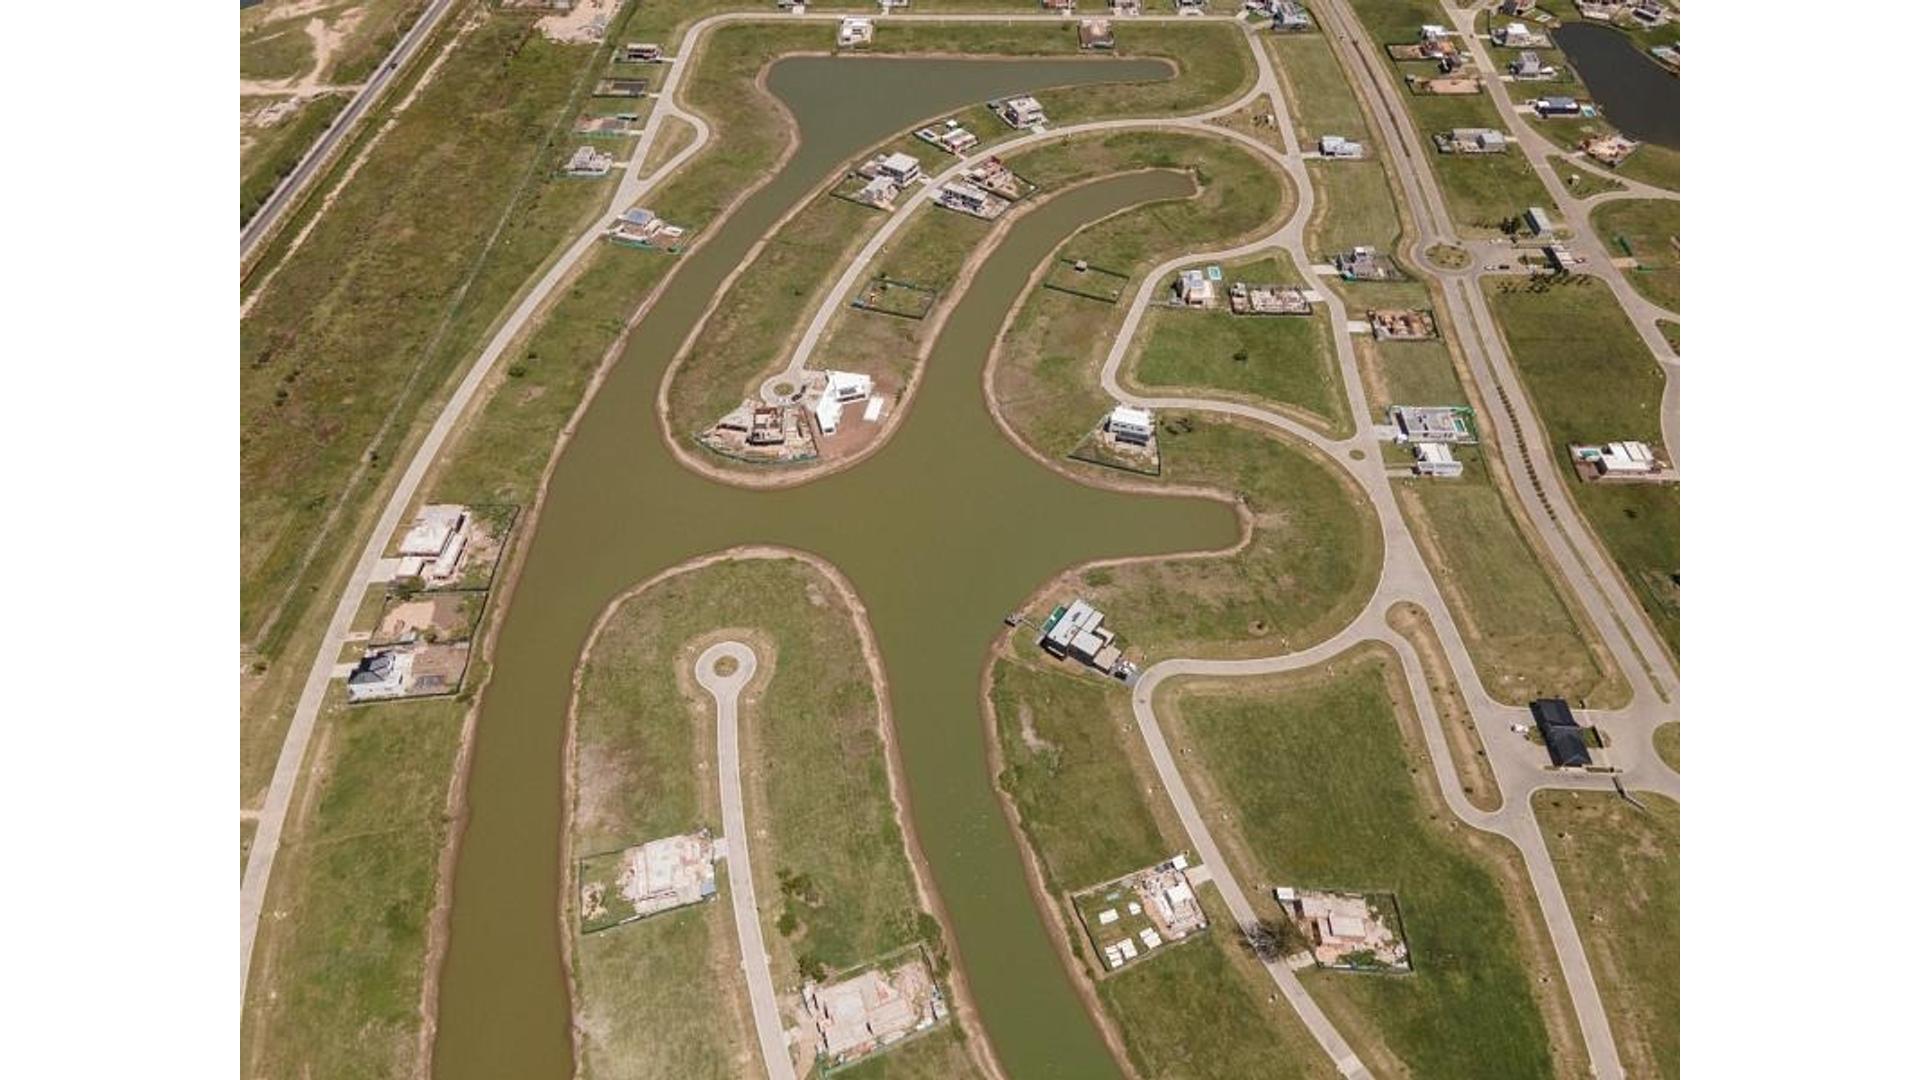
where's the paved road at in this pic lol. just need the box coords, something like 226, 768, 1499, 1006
697, 642, 797, 1080
240, 0, 461, 262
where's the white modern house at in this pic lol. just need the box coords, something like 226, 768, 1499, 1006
998, 95, 1047, 128
813, 370, 874, 435
1412, 442, 1463, 478
876, 151, 921, 183
1107, 404, 1155, 445
1318, 135, 1363, 159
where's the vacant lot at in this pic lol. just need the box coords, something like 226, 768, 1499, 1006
987, 655, 1332, 1079
1547, 154, 1625, 198
1266, 31, 1368, 144
1129, 253, 1350, 435
1533, 789, 1680, 1080
240, 698, 465, 1079
1591, 199, 1679, 313
1396, 478, 1622, 705
1158, 651, 1583, 1079
1307, 160, 1402, 256
1484, 277, 1679, 653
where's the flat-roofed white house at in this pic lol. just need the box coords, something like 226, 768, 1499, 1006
1569, 440, 1657, 475
998, 95, 1047, 128
813, 370, 874, 435
1412, 442, 1463, 477
1319, 135, 1363, 159
1107, 404, 1155, 444
876, 151, 921, 183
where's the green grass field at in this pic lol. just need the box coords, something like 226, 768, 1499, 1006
1160, 653, 1579, 1079
1656, 318, 1678, 352
240, 699, 465, 1079
1266, 31, 1369, 144
1546, 154, 1625, 198
1129, 253, 1350, 435
1591, 199, 1680, 313
1307, 160, 1403, 257
1615, 142, 1679, 192
987, 656, 1332, 1079
1484, 277, 1679, 653
1396, 479, 1621, 706
1533, 789, 1680, 1080
1653, 722, 1679, 771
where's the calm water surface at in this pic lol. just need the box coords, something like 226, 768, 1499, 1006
430, 55, 1240, 1080
1555, 22, 1680, 149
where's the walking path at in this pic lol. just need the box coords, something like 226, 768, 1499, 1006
243, 11, 1677, 1080
697, 641, 797, 1080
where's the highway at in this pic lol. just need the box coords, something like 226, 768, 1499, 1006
240, 0, 462, 262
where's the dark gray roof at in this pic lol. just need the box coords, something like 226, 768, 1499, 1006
1542, 725, 1593, 768
1530, 698, 1578, 729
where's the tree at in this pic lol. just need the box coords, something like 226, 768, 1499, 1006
1242, 917, 1298, 963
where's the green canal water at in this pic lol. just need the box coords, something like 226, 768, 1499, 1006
431, 56, 1239, 1079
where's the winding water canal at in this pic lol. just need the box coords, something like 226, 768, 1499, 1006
430, 55, 1242, 1079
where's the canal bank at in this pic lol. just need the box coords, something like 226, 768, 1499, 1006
1553, 22, 1680, 150
428, 54, 1244, 1080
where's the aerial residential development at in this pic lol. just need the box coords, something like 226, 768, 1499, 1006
236, 3, 1683, 1079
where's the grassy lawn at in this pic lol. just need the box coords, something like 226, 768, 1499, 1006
1394, 478, 1622, 706
1159, 651, 1581, 1079
1385, 602, 1501, 812
1129, 252, 1351, 435
987, 655, 1331, 1078
1653, 722, 1678, 771
833, 1025, 982, 1080
1546, 154, 1625, 198
1483, 277, 1679, 653
1591, 199, 1679, 313
240, 699, 465, 1079
1656, 318, 1678, 351
1307, 160, 1402, 256
1532, 789, 1679, 1080
1614, 142, 1679, 192
1075, 414, 1380, 660
1266, 31, 1368, 144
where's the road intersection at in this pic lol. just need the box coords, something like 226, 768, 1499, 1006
242, 10, 1678, 1078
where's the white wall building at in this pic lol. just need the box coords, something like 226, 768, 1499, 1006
1108, 405, 1155, 444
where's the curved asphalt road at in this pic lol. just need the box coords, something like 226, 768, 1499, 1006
697, 641, 796, 1080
